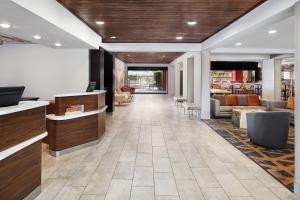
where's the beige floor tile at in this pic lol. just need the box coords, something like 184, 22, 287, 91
113, 161, 135, 179
105, 179, 132, 200
39, 95, 291, 200
83, 173, 113, 195
171, 162, 194, 180
153, 146, 169, 158
201, 187, 230, 200
153, 157, 172, 172
155, 196, 180, 200
240, 179, 279, 200
176, 179, 204, 200
80, 195, 105, 200
154, 173, 178, 196
119, 150, 137, 162
54, 186, 85, 200
133, 167, 154, 186
270, 187, 299, 200
215, 173, 250, 197
192, 168, 220, 188
36, 178, 68, 200
136, 153, 153, 167
130, 187, 154, 200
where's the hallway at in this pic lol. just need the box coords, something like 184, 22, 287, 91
39, 95, 296, 200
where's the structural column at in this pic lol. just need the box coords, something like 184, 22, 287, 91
294, 1, 300, 196
174, 63, 181, 96
187, 57, 194, 103
200, 50, 211, 119
182, 59, 188, 99
193, 52, 202, 106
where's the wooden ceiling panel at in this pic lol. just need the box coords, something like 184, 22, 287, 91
114, 52, 183, 64
58, 0, 265, 43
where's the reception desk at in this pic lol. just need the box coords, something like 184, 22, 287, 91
0, 101, 48, 200
46, 91, 107, 156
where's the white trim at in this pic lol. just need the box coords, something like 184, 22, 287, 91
54, 90, 106, 98
46, 106, 107, 121
0, 101, 49, 116
211, 48, 295, 54
0, 132, 47, 161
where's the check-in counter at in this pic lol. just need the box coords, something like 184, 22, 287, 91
0, 101, 49, 200
45, 91, 107, 156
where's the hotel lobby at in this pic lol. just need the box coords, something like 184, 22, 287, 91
0, 0, 300, 200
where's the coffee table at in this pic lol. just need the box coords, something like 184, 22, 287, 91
232, 109, 265, 129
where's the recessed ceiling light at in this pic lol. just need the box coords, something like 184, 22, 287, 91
54, 42, 61, 47
96, 21, 105, 25
235, 42, 242, 46
33, 35, 42, 40
187, 21, 197, 26
176, 36, 183, 40
268, 30, 277, 34
0, 23, 11, 28
110, 36, 117, 39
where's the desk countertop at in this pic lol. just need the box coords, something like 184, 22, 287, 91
54, 90, 106, 98
0, 101, 49, 116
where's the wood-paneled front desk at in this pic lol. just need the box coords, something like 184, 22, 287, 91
45, 91, 107, 156
0, 101, 49, 200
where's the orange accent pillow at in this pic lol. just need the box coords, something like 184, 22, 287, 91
247, 95, 260, 106
287, 97, 295, 110
225, 95, 238, 106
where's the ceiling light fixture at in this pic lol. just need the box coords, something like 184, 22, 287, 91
0, 23, 11, 28
268, 30, 277, 34
187, 21, 197, 26
96, 21, 105, 25
110, 36, 117, 39
33, 35, 42, 40
54, 42, 61, 47
235, 42, 242, 46
176, 36, 183, 40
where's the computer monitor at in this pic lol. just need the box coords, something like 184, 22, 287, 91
0, 86, 25, 107
86, 82, 96, 92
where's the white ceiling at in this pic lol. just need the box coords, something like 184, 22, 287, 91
216, 16, 294, 49
0, 0, 94, 48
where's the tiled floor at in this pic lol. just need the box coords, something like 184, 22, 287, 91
38, 94, 298, 200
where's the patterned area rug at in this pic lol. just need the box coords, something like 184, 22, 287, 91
203, 118, 294, 191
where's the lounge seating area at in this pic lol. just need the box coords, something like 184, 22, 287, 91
114, 86, 135, 105
211, 94, 269, 117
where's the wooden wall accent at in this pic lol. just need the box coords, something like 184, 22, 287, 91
0, 141, 41, 200
47, 115, 98, 151
113, 52, 183, 64
0, 107, 46, 151
57, 0, 265, 43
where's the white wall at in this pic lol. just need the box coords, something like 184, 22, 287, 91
0, 44, 89, 100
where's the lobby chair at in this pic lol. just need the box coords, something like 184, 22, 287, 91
246, 112, 290, 149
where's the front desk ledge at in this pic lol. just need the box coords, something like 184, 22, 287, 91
49, 134, 104, 157
46, 106, 108, 121
0, 132, 48, 161
54, 90, 106, 98
0, 101, 49, 116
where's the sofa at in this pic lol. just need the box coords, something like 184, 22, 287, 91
211, 94, 270, 117
270, 97, 294, 125
247, 112, 290, 149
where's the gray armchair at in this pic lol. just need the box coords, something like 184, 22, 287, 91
246, 112, 290, 149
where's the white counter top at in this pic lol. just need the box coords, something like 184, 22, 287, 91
0, 101, 49, 116
46, 106, 107, 121
0, 132, 47, 160
54, 90, 106, 98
